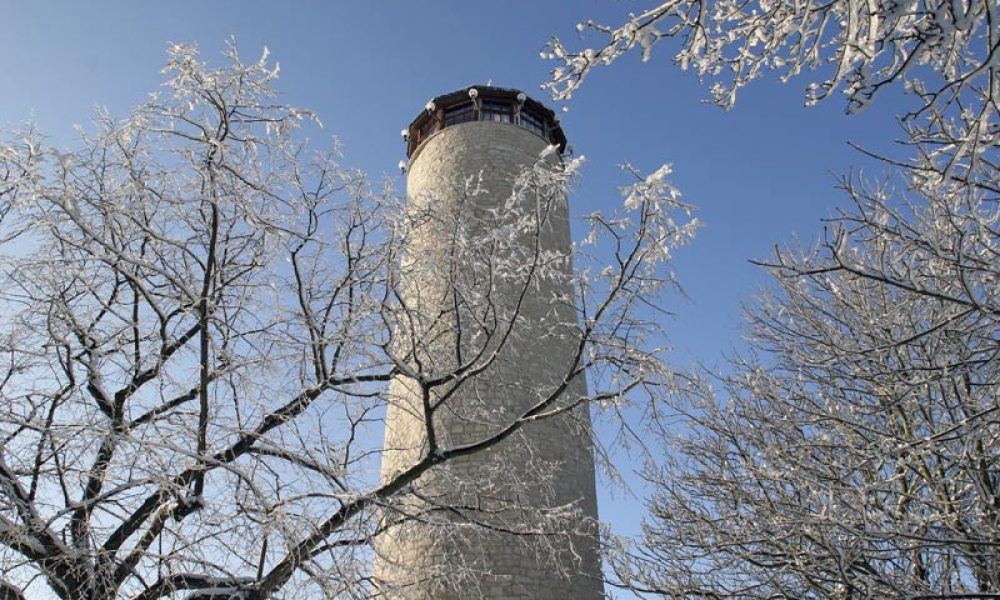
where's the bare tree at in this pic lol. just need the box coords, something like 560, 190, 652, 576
610, 173, 1000, 598
547, 1, 1000, 194
0, 42, 696, 599
543, 6, 1000, 598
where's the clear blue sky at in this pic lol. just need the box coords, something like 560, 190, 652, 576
1, 0, 907, 589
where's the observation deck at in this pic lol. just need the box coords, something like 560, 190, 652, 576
405, 86, 567, 158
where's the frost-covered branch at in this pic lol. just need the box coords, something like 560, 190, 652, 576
617, 173, 1000, 597
549, 1, 1000, 192
0, 42, 694, 599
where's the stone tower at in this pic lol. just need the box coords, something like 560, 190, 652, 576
375, 86, 604, 599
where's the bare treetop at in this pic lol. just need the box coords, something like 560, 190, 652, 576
0, 42, 695, 599
547, 1, 1000, 193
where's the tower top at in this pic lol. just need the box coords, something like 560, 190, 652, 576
405, 86, 567, 158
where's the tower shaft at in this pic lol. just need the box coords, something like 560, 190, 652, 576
375, 89, 603, 599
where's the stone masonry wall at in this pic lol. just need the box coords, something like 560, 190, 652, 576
373, 121, 604, 599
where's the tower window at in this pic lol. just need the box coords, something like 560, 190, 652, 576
443, 101, 475, 126
481, 101, 512, 123
519, 110, 544, 136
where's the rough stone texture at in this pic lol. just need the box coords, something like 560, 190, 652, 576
374, 121, 604, 599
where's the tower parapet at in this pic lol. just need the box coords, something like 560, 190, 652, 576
376, 87, 603, 599
404, 86, 567, 158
